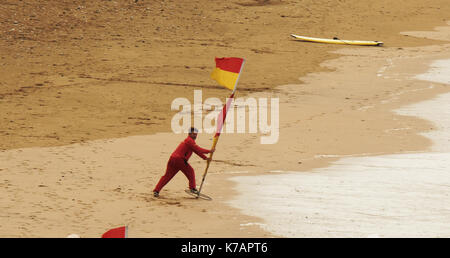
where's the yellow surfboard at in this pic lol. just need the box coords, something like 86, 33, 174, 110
290, 34, 383, 46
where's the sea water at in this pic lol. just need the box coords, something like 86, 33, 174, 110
228, 59, 450, 237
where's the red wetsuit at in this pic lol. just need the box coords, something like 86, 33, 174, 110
153, 136, 211, 192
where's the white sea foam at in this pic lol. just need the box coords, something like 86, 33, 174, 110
228, 59, 450, 237
415, 59, 450, 85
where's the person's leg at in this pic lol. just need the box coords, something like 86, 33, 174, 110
180, 163, 196, 190
153, 158, 180, 193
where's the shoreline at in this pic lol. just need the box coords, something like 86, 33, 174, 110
1, 21, 450, 237
225, 24, 450, 237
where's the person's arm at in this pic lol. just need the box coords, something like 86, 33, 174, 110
187, 140, 212, 160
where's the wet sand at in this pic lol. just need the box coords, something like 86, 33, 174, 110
227, 24, 450, 237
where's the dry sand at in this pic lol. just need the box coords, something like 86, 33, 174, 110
0, 1, 450, 237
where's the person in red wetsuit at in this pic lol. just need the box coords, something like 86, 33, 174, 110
153, 127, 214, 197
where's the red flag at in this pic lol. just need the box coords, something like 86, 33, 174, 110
101, 226, 128, 238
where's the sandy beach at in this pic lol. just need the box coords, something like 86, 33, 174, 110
1, 1, 450, 238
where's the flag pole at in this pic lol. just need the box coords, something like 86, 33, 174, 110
197, 60, 245, 198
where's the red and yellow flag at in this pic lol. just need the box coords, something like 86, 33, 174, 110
210, 57, 244, 91
101, 226, 128, 238
197, 57, 245, 196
